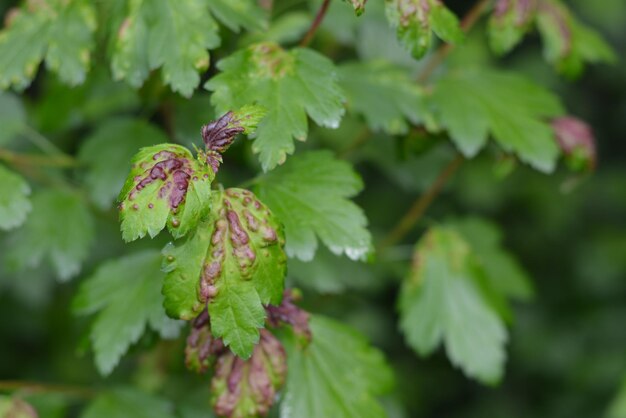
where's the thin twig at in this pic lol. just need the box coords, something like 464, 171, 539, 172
417, 0, 491, 83
300, 0, 332, 47
0, 149, 80, 168
0, 381, 96, 399
378, 154, 464, 252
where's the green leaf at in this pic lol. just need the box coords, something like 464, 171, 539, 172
79, 118, 168, 209
111, 0, 220, 97
73, 251, 182, 375
398, 226, 508, 384
448, 217, 533, 322
205, 42, 345, 171
162, 188, 286, 358
429, 69, 565, 172
0, 0, 96, 90
385, 0, 463, 59
4, 189, 94, 281
0, 93, 26, 145
607, 376, 626, 418
488, 0, 535, 55
81, 388, 175, 418
118, 143, 214, 242
0, 165, 31, 231
339, 60, 427, 135
280, 315, 393, 418
537, 0, 616, 78
207, 0, 267, 32
254, 150, 372, 261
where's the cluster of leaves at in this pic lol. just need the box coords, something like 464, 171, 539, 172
0, 0, 619, 417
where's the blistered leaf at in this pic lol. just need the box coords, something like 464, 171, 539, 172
4, 189, 94, 281
79, 118, 168, 209
537, 0, 616, 78
207, 0, 267, 32
0, 0, 96, 90
162, 188, 286, 358
205, 42, 345, 171
0, 93, 26, 145
254, 151, 372, 261
111, 0, 220, 97
0, 165, 31, 231
488, 0, 536, 55
280, 315, 393, 418
429, 69, 564, 172
399, 227, 508, 384
185, 310, 225, 373
211, 330, 287, 417
339, 60, 427, 135
73, 251, 182, 375
81, 388, 175, 418
385, 0, 464, 59
118, 143, 214, 242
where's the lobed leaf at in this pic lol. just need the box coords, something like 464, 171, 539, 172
118, 143, 214, 242
162, 188, 286, 358
206, 42, 345, 171
0, 0, 96, 90
73, 251, 182, 375
254, 151, 372, 261
280, 315, 394, 418
4, 189, 94, 281
429, 68, 565, 172
398, 226, 508, 384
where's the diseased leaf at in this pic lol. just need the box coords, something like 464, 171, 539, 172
429, 69, 565, 172
162, 188, 286, 358
399, 226, 508, 384
111, 0, 220, 97
79, 118, 168, 209
4, 189, 94, 281
73, 251, 182, 375
118, 143, 214, 242
385, 0, 463, 59
0, 165, 31, 231
339, 60, 427, 135
488, 0, 535, 55
254, 151, 372, 261
343, 0, 367, 16
205, 42, 345, 171
207, 0, 267, 32
0, 0, 96, 90
81, 388, 175, 418
0, 93, 26, 145
211, 329, 287, 417
280, 315, 394, 418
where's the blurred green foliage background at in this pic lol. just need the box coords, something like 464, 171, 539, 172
0, 0, 624, 417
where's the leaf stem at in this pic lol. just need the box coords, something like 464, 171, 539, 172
416, 0, 491, 83
378, 153, 464, 251
0, 380, 96, 399
300, 0, 332, 47
0, 149, 80, 168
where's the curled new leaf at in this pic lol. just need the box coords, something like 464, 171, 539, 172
211, 329, 287, 418
385, 0, 464, 59
488, 0, 535, 55
118, 144, 214, 242
185, 309, 225, 373
552, 116, 597, 171
163, 188, 286, 358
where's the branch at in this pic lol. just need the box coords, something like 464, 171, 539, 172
417, 0, 491, 82
300, 0, 332, 47
0, 380, 95, 398
378, 153, 464, 252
